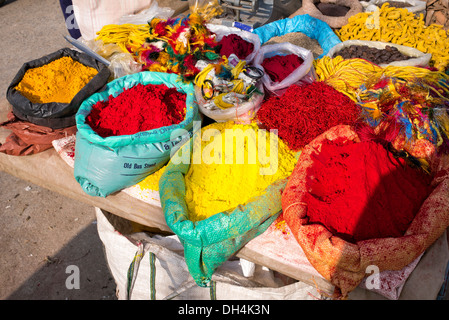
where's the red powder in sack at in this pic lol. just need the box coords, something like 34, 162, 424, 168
257, 82, 360, 151
261, 54, 304, 83
218, 34, 254, 60
86, 83, 186, 137
305, 138, 434, 243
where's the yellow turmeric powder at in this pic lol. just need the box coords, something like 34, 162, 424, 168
137, 165, 167, 192
184, 121, 298, 222
15, 56, 98, 104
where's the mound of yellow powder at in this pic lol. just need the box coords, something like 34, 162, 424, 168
185, 121, 298, 222
15, 56, 98, 104
137, 165, 167, 192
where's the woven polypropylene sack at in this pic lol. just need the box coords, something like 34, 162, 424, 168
158, 136, 285, 287
281, 125, 449, 296
95, 208, 321, 300
74, 71, 200, 197
72, 0, 160, 40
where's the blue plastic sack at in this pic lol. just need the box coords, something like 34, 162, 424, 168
253, 14, 341, 58
74, 71, 200, 197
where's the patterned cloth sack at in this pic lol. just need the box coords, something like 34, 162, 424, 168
281, 125, 449, 297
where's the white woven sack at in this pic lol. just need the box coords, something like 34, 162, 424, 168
327, 40, 432, 67
95, 208, 322, 300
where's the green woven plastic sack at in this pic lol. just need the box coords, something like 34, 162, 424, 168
159, 137, 284, 287
74, 71, 200, 197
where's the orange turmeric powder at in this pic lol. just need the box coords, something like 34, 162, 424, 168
15, 56, 98, 104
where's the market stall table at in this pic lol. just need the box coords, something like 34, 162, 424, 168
0, 97, 331, 290
1, 97, 447, 299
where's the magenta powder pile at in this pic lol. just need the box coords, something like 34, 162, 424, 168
262, 54, 304, 82
218, 34, 254, 60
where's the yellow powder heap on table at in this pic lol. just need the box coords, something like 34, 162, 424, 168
15, 56, 98, 104
137, 165, 167, 192
185, 121, 298, 222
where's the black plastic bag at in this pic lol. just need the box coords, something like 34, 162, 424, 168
6, 48, 111, 129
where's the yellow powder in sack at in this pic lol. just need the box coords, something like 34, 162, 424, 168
137, 165, 167, 192
185, 121, 298, 222
15, 56, 98, 104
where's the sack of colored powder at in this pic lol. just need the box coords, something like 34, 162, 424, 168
6, 48, 110, 129
261, 54, 304, 83
74, 71, 201, 197
253, 42, 316, 96
257, 81, 361, 152
159, 121, 298, 287
282, 125, 449, 297
207, 24, 261, 63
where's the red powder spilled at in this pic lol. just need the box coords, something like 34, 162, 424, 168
305, 138, 434, 243
257, 82, 360, 151
86, 83, 186, 137
261, 54, 304, 83
218, 34, 254, 60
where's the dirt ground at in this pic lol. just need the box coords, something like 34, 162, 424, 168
0, 0, 118, 300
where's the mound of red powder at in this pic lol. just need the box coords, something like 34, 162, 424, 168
261, 54, 304, 83
305, 138, 434, 243
86, 83, 186, 137
257, 82, 360, 151
218, 34, 254, 60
